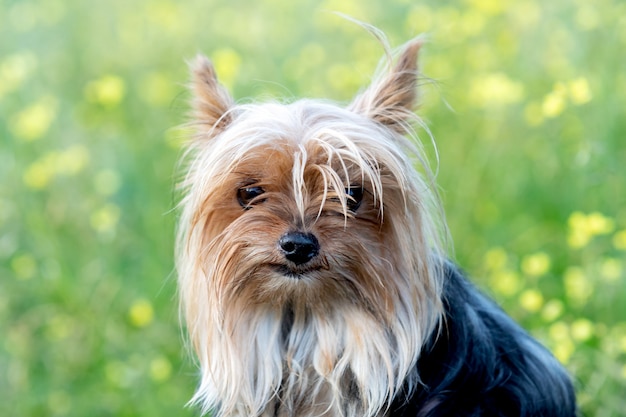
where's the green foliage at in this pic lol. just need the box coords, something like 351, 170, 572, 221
1, 0, 625, 415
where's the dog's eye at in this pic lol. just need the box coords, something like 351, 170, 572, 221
237, 186, 265, 209
345, 187, 363, 212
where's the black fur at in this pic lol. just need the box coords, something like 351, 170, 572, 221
391, 263, 577, 417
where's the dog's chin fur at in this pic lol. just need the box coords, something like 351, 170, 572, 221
175, 37, 577, 417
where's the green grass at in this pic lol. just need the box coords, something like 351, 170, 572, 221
1, 0, 625, 415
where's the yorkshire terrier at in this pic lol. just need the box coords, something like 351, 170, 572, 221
175, 36, 577, 417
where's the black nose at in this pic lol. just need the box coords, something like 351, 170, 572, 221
279, 232, 320, 265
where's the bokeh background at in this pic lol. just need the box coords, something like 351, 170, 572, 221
1, 0, 625, 415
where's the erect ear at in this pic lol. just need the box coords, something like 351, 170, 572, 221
349, 39, 422, 132
189, 54, 234, 135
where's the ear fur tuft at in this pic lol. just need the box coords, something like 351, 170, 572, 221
189, 54, 234, 136
349, 38, 423, 132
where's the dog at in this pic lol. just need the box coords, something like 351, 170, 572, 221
175, 35, 577, 417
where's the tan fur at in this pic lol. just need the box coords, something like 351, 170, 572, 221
176, 38, 447, 417
190, 54, 236, 134
349, 39, 422, 132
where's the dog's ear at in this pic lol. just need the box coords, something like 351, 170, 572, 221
189, 54, 234, 135
349, 39, 422, 132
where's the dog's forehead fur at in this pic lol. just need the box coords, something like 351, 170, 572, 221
212, 101, 410, 184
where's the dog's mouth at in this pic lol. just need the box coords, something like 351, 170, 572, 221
272, 257, 330, 279
273, 264, 320, 279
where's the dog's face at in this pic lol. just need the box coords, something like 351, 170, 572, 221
185, 101, 423, 309
177, 39, 446, 417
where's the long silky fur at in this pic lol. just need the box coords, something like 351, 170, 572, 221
177, 98, 446, 416
390, 263, 577, 417
175, 34, 576, 417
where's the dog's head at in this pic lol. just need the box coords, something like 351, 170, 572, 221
176, 38, 446, 416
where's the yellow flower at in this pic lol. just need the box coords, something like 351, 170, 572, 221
553, 339, 575, 364
600, 258, 622, 282
55, 145, 90, 176
586, 212, 615, 235
483, 247, 508, 271
90, 204, 121, 233
85, 75, 126, 108
489, 270, 521, 297
567, 211, 615, 249
541, 299, 564, 322
566, 229, 590, 249
0, 51, 37, 98
567, 212, 591, 248
521, 252, 551, 277
128, 299, 154, 328
549, 321, 570, 343
563, 267, 593, 305
467, 0, 506, 15
23, 158, 54, 189
469, 72, 524, 107
568, 77, 592, 105
519, 289, 544, 312
22, 145, 89, 190
613, 229, 626, 250
212, 48, 241, 91
541, 84, 567, 118
570, 318, 594, 342
10, 95, 58, 141
150, 356, 172, 382
548, 321, 575, 364
567, 211, 587, 230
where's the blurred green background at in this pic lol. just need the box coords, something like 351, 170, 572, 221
1, 0, 625, 415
